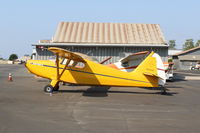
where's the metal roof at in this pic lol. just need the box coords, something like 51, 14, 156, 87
33, 43, 168, 47
173, 46, 200, 56
52, 22, 166, 45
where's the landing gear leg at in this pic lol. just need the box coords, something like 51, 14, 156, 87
53, 84, 60, 91
161, 86, 167, 95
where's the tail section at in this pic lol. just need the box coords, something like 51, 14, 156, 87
133, 52, 158, 76
152, 53, 166, 86
133, 51, 166, 86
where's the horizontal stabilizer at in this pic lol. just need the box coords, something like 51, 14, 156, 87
143, 72, 160, 79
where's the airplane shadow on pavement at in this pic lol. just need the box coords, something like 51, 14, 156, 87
58, 86, 178, 97
58, 86, 110, 97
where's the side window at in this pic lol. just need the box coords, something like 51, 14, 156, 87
122, 61, 129, 67
60, 58, 85, 69
60, 59, 74, 66
74, 62, 85, 68
61, 58, 68, 65
69, 60, 75, 66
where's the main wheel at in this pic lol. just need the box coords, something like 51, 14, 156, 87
44, 85, 53, 93
191, 67, 195, 70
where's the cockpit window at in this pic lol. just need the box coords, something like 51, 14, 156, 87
122, 61, 129, 67
75, 62, 85, 68
61, 58, 85, 68
61, 58, 68, 65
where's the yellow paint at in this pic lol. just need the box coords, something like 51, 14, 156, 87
25, 47, 159, 88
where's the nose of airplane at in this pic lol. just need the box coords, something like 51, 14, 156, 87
25, 60, 32, 73
25, 60, 30, 68
24, 61, 27, 68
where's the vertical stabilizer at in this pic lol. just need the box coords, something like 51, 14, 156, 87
152, 53, 166, 86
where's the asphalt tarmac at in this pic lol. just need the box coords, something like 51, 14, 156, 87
0, 64, 200, 133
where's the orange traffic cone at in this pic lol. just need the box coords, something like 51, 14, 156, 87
8, 73, 13, 81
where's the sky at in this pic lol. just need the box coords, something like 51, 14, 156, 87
0, 0, 200, 59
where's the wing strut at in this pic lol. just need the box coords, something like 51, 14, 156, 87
49, 55, 71, 89
58, 59, 71, 80
56, 54, 60, 80
55, 54, 72, 80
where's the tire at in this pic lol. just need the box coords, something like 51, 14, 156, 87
160, 87, 167, 95
44, 85, 53, 93
191, 67, 195, 70
169, 77, 174, 82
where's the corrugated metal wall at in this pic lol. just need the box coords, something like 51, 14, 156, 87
35, 46, 168, 63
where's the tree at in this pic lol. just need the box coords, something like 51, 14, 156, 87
9, 54, 18, 61
183, 39, 194, 50
195, 40, 200, 47
0, 55, 3, 60
168, 40, 176, 49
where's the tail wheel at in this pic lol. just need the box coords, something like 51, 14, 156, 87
161, 87, 167, 95
169, 77, 174, 82
44, 85, 53, 93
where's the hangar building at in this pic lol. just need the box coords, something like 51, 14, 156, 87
32, 22, 168, 64
172, 46, 200, 70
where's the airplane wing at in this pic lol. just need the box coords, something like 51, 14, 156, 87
120, 51, 149, 63
48, 47, 88, 81
48, 47, 86, 63
107, 51, 150, 72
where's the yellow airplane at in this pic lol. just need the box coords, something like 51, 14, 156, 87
25, 47, 167, 94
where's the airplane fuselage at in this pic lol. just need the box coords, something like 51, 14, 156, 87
26, 59, 158, 87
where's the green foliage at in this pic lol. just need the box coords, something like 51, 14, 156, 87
183, 39, 194, 50
0, 55, 3, 60
168, 40, 176, 49
168, 58, 173, 63
195, 40, 200, 47
9, 54, 18, 61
